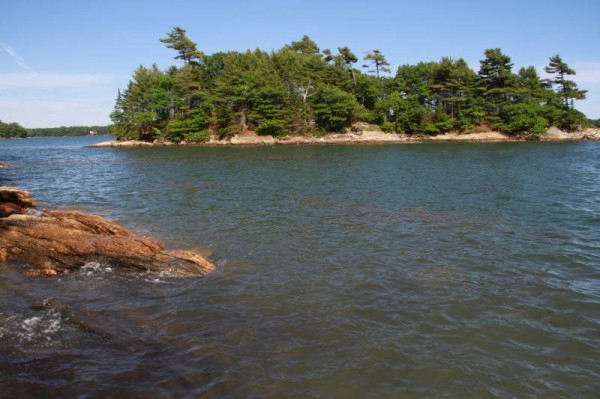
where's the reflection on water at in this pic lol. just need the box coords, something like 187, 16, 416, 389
0, 137, 599, 397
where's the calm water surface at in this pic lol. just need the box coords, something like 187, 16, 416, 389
0, 136, 599, 397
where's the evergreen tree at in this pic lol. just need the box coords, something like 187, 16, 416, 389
313, 85, 357, 132
160, 27, 203, 66
544, 55, 587, 109
337, 46, 359, 85
0, 120, 28, 138
363, 50, 391, 77
110, 28, 592, 141
477, 48, 515, 118
514, 66, 545, 100
430, 57, 475, 125
289, 35, 320, 55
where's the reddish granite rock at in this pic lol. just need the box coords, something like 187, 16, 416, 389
0, 210, 215, 277
0, 202, 24, 218
0, 186, 36, 208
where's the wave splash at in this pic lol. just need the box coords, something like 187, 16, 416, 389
0, 307, 62, 344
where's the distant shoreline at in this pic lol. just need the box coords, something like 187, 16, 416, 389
89, 128, 600, 148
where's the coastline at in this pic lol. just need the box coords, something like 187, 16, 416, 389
89, 127, 600, 148
0, 185, 215, 278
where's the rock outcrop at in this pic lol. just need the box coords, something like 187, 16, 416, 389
0, 202, 24, 218
0, 186, 215, 277
0, 186, 36, 207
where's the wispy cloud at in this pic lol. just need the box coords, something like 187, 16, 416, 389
0, 42, 35, 73
0, 71, 115, 89
0, 97, 112, 128
0, 41, 115, 89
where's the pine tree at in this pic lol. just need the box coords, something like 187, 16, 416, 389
337, 46, 359, 85
363, 50, 391, 77
477, 48, 515, 118
160, 27, 203, 66
544, 55, 587, 109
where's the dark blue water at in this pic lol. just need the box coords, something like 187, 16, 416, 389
1, 136, 599, 397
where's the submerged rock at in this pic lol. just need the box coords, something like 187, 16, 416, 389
0, 209, 215, 277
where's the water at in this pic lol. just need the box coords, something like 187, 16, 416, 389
1, 136, 599, 397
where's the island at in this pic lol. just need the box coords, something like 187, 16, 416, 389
105, 27, 594, 146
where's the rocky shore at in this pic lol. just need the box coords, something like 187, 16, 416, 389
90, 126, 600, 148
0, 185, 215, 278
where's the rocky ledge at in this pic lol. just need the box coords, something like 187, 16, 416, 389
0, 186, 215, 277
89, 126, 600, 148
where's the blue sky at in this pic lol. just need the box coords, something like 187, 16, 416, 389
1, 0, 599, 128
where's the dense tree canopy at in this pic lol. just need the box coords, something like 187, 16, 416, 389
0, 122, 109, 138
0, 120, 28, 138
109, 28, 591, 142
28, 126, 110, 137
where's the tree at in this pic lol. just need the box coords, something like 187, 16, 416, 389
111, 28, 594, 142
430, 57, 475, 124
337, 46, 359, 85
160, 27, 203, 66
499, 100, 548, 137
544, 55, 587, 109
514, 66, 545, 101
477, 48, 515, 120
363, 50, 391, 77
289, 35, 320, 55
0, 120, 28, 138
313, 85, 357, 132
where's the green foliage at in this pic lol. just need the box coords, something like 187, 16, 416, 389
381, 121, 395, 133
166, 112, 209, 142
23, 125, 109, 137
289, 35, 320, 55
183, 130, 210, 142
257, 119, 286, 137
0, 121, 28, 138
590, 119, 600, 128
499, 100, 548, 137
544, 55, 587, 110
313, 85, 357, 132
363, 50, 391, 77
160, 27, 203, 66
111, 27, 591, 141
477, 48, 515, 120
555, 109, 588, 132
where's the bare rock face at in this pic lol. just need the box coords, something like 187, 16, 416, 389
0, 202, 24, 217
0, 186, 36, 207
0, 209, 215, 277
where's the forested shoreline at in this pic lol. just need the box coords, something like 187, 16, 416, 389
109, 27, 590, 143
0, 121, 109, 139
27, 126, 110, 137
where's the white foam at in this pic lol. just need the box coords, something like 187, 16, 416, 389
0, 309, 62, 344
81, 261, 113, 276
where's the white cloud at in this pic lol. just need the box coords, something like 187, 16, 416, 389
0, 42, 35, 73
0, 71, 115, 89
0, 97, 113, 128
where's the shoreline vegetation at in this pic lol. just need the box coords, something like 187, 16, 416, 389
91, 124, 600, 148
108, 27, 594, 146
0, 121, 110, 139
